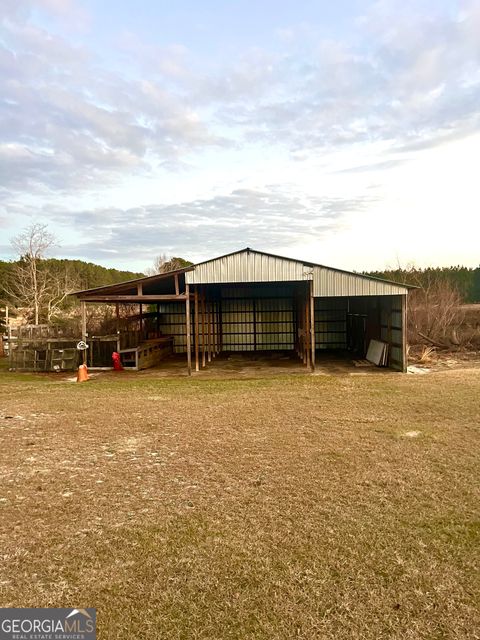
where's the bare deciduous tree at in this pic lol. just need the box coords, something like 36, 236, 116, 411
4, 223, 79, 324
45, 266, 80, 322
407, 270, 465, 347
146, 254, 192, 275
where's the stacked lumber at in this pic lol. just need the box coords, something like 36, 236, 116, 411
352, 359, 374, 367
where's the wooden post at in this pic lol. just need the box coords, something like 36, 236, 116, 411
114, 303, 120, 349
212, 300, 217, 358
296, 301, 300, 359
402, 294, 408, 373
293, 299, 297, 356
7, 323, 12, 368
305, 298, 310, 368
201, 290, 206, 367
218, 298, 223, 354
216, 300, 221, 354
207, 298, 212, 363
301, 299, 306, 364
194, 288, 200, 372
185, 283, 191, 375
387, 297, 392, 368
80, 300, 87, 365
310, 281, 315, 371
174, 274, 179, 296
81, 300, 87, 342
253, 297, 257, 352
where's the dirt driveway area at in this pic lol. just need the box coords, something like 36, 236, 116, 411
0, 364, 479, 639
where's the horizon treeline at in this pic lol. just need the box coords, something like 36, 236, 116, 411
365, 265, 480, 303
1, 257, 479, 307
0, 257, 144, 302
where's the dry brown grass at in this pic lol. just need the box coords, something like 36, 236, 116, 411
417, 345, 436, 364
0, 366, 479, 639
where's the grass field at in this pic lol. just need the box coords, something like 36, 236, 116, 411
0, 365, 479, 639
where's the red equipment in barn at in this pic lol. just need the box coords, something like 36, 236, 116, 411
112, 352, 124, 371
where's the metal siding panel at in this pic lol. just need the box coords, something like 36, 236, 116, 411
391, 311, 402, 328
312, 266, 408, 297
185, 251, 409, 294
157, 302, 188, 354
314, 297, 348, 349
391, 328, 402, 344
390, 346, 402, 364
186, 252, 311, 284
220, 291, 294, 351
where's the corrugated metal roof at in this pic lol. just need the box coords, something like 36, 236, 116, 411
186, 248, 410, 296
73, 266, 193, 296
312, 266, 408, 297
74, 248, 411, 299
192, 247, 318, 268
186, 249, 312, 284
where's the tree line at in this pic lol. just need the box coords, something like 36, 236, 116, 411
0, 224, 144, 326
1, 223, 478, 334
365, 266, 480, 303
0, 224, 194, 327
0, 258, 144, 304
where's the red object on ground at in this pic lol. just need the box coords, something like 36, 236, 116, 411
112, 351, 124, 371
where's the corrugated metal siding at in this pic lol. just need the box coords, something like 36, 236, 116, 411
312, 267, 408, 297
315, 298, 348, 349
379, 295, 405, 371
156, 302, 188, 353
185, 250, 408, 296
220, 285, 295, 351
186, 252, 311, 284
256, 298, 294, 350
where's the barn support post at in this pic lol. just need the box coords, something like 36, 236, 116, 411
217, 300, 222, 355
402, 294, 408, 373
253, 298, 257, 352
201, 290, 206, 367
207, 297, 212, 363
136, 283, 144, 340
386, 297, 392, 368
293, 298, 296, 356
80, 300, 87, 342
80, 300, 87, 365
116, 303, 121, 351
194, 288, 200, 372
212, 299, 217, 358
305, 298, 310, 369
300, 298, 305, 364
185, 283, 191, 376
310, 281, 315, 371
300, 297, 306, 364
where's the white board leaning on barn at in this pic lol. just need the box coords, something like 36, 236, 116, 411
366, 339, 389, 366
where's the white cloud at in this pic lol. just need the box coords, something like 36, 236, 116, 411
0, 0, 479, 270
29, 186, 374, 264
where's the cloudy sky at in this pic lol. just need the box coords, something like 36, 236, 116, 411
1, 0, 479, 272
